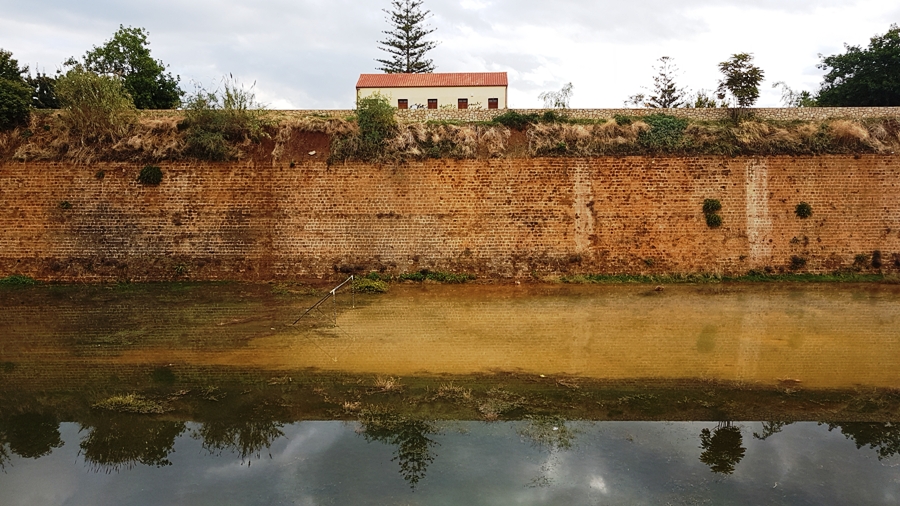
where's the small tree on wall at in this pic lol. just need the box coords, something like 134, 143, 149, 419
626, 56, 688, 108
376, 0, 438, 73
716, 53, 765, 120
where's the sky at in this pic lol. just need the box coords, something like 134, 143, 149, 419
0, 0, 898, 109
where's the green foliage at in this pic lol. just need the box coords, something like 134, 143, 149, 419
716, 53, 765, 110
491, 111, 539, 129
0, 275, 37, 286
55, 66, 136, 142
538, 82, 573, 108
377, 0, 438, 73
772, 82, 818, 108
705, 213, 723, 228
332, 93, 397, 161
181, 78, 269, 161
353, 277, 389, 293
639, 114, 687, 150
59, 200, 72, 209
357, 407, 440, 489
399, 270, 474, 283
818, 24, 900, 106
82, 25, 183, 109
138, 165, 163, 185
702, 199, 722, 214
26, 71, 60, 109
613, 114, 634, 126
795, 202, 813, 218
0, 49, 32, 129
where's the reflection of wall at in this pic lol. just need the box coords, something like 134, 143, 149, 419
0, 155, 898, 280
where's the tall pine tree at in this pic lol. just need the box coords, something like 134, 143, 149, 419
376, 0, 438, 74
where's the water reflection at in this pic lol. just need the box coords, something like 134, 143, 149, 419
827, 423, 900, 460
356, 407, 441, 489
192, 419, 285, 464
78, 416, 186, 472
2, 412, 64, 460
698, 422, 746, 475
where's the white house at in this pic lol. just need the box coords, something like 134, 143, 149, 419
356, 72, 508, 110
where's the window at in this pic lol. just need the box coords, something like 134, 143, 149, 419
488, 98, 499, 109
397, 99, 408, 109
428, 99, 438, 109
458, 98, 468, 109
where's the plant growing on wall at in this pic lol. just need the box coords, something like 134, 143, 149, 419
376, 0, 438, 73
795, 202, 813, 218
55, 65, 136, 143
703, 199, 723, 228
138, 165, 162, 185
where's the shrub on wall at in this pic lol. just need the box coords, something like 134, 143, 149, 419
795, 202, 813, 218
138, 164, 162, 185
55, 66, 136, 143
702, 199, 723, 228
639, 114, 688, 151
180, 77, 269, 161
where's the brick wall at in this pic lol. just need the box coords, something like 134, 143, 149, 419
0, 155, 898, 281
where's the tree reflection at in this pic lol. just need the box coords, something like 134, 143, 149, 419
3, 413, 64, 459
357, 407, 441, 489
827, 422, 900, 460
79, 416, 186, 472
517, 415, 579, 488
193, 419, 284, 464
753, 421, 793, 441
699, 422, 746, 475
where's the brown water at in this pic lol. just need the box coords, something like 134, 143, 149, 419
2, 282, 900, 388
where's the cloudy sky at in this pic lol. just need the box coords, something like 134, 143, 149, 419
0, 0, 897, 109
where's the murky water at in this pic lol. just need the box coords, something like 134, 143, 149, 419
2, 281, 900, 504
2, 282, 899, 388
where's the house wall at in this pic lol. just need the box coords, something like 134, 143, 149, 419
1, 155, 898, 282
357, 86, 508, 109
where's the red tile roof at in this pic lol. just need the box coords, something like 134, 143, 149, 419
357, 72, 508, 88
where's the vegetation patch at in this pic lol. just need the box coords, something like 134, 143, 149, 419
180, 79, 270, 161
137, 164, 162, 185
0, 274, 37, 286
398, 270, 475, 283
353, 277, 388, 294
795, 202, 813, 218
92, 394, 168, 414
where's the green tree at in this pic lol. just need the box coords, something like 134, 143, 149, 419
716, 53, 765, 110
80, 25, 182, 109
0, 48, 32, 129
772, 81, 818, 107
377, 0, 438, 73
626, 56, 688, 108
817, 24, 900, 106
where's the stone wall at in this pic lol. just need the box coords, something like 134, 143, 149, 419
1, 155, 898, 281
138, 106, 900, 123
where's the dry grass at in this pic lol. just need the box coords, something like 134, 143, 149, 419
527, 119, 648, 156
435, 382, 472, 401
384, 122, 510, 159
373, 376, 403, 392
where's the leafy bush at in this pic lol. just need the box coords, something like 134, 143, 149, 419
491, 110, 539, 129
705, 213, 723, 228
0, 49, 32, 129
795, 202, 813, 218
181, 78, 269, 161
55, 66, 136, 142
613, 114, 634, 126
702, 199, 722, 214
639, 114, 688, 151
137, 165, 162, 185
